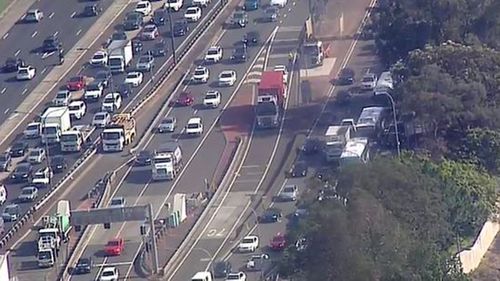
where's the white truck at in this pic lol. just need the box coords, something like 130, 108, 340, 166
38, 236, 58, 268
101, 114, 137, 152
340, 137, 369, 167
165, 0, 183, 11
324, 125, 352, 162
0, 254, 10, 281
151, 142, 183, 181
60, 125, 95, 152
38, 200, 71, 268
107, 40, 133, 73
41, 107, 72, 145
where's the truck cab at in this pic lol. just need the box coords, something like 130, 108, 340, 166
60, 125, 94, 152
41, 107, 71, 144
255, 71, 286, 128
151, 142, 182, 181
303, 40, 324, 66
101, 114, 136, 152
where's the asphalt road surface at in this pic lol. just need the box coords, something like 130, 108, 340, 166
0, 0, 115, 124
4, 0, 229, 279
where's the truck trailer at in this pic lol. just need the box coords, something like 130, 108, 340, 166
0, 254, 10, 281
255, 71, 286, 129
324, 125, 352, 162
151, 142, 183, 181
60, 125, 95, 152
41, 107, 72, 145
108, 40, 133, 73
101, 114, 136, 152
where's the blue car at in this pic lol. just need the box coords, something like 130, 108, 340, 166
243, 0, 260, 10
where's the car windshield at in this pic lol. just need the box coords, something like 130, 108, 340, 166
102, 270, 115, 277
194, 69, 205, 75
111, 199, 122, 205
227, 275, 240, 280
283, 187, 295, 193
18, 70, 28, 75
78, 259, 90, 265
234, 12, 244, 19
27, 124, 39, 130
139, 56, 151, 63
70, 77, 81, 82
108, 240, 120, 246
22, 188, 33, 195
187, 123, 199, 129
34, 173, 45, 179
27, 11, 37, 17
127, 73, 138, 79
162, 119, 173, 124
186, 8, 198, 14
56, 92, 68, 99
95, 114, 105, 120
87, 83, 100, 91
221, 73, 233, 78
127, 13, 140, 20
137, 3, 147, 8
242, 238, 254, 243
206, 94, 217, 99
154, 10, 165, 16
69, 105, 80, 111
5, 206, 17, 214
93, 53, 105, 60
13, 143, 25, 149
207, 48, 219, 55
362, 76, 374, 82
29, 150, 40, 156
145, 26, 156, 32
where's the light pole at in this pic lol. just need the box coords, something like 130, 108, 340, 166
374, 92, 400, 157
166, 6, 177, 65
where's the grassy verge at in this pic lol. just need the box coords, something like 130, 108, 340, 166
0, 0, 13, 17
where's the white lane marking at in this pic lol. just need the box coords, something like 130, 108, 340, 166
2, 33, 8, 39
193, 109, 198, 115
21, 88, 28, 95
31, 31, 38, 37
1, 88, 6, 94
53, 31, 59, 37
283, 14, 287, 18
292, 1, 296, 5
8, 113, 19, 120
288, 7, 291, 11
94, 261, 132, 267
76, 29, 82, 36
49, 12, 54, 18
41, 67, 47, 74
14, 49, 20, 56
4, 108, 9, 114
70, 11, 76, 18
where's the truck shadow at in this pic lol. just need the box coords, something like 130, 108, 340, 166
11, 240, 37, 257
124, 168, 151, 184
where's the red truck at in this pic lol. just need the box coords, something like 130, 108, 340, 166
255, 71, 286, 128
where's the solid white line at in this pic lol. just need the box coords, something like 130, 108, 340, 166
21, 89, 28, 95
53, 31, 59, 37
1, 88, 6, 94
31, 31, 37, 38
14, 49, 20, 56
241, 165, 260, 168
2, 33, 8, 39
70, 11, 76, 18
247, 71, 262, 76
4, 108, 9, 114
41, 67, 47, 74
234, 179, 260, 183
76, 29, 82, 36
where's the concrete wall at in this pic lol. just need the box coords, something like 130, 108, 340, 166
459, 220, 500, 274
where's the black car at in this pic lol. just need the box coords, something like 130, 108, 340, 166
231, 11, 248, 27
73, 257, 93, 274
231, 45, 247, 63
290, 161, 308, 177
265, 7, 279, 22
3, 57, 23, 72
42, 35, 62, 53
258, 207, 282, 223
151, 40, 167, 57
118, 83, 133, 98
337, 68, 355, 85
173, 19, 189, 37
0, 152, 11, 171
10, 142, 28, 157
82, 4, 101, 17
300, 138, 321, 155
95, 69, 112, 88
123, 12, 144, 31
213, 261, 232, 278
336, 89, 352, 105
151, 9, 167, 26
111, 31, 127, 41
132, 39, 143, 55
51, 155, 68, 173
242, 31, 260, 46
135, 150, 152, 166
11, 162, 32, 183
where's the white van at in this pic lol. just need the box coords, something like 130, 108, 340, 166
374, 71, 393, 95
0, 185, 7, 205
165, 0, 183, 11
192, 271, 213, 281
270, 0, 287, 8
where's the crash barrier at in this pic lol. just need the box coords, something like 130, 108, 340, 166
160, 136, 247, 277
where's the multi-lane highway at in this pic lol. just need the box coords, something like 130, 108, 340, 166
0, 0, 116, 124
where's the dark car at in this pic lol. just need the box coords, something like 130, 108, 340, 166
151, 8, 167, 26
243, 0, 260, 10
300, 138, 321, 155
132, 39, 143, 55
10, 142, 28, 157
42, 35, 62, 53
231, 45, 247, 63
118, 83, 133, 98
123, 12, 144, 31
337, 68, 355, 85
73, 257, 93, 274
231, 11, 248, 27
213, 261, 232, 278
258, 207, 282, 223
173, 19, 189, 37
111, 31, 127, 41
290, 161, 308, 177
336, 89, 352, 105
95, 69, 112, 88
0, 152, 12, 171
135, 150, 152, 166
51, 155, 68, 173
10, 162, 32, 183
151, 40, 167, 57
3, 57, 23, 73
169, 91, 194, 107
82, 4, 102, 17
264, 7, 279, 22
242, 31, 260, 46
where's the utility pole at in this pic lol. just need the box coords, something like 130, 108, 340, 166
166, 7, 177, 65
148, 203, 159, 274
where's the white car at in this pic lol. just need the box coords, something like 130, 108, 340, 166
204, 45, 223, 63
270, 0, 287, 7
124, 71, 144, 87
84, 82, 104, 101
273, 65, 288, 84
218, 70, 236, 86
164, 0, 183, 11
279, 184, 298, 201
100, 266, 119, 281
141, 24, 159, 40
361, 73, 377, 90
53, 90, 71, 106
203, 90, 221, 108
191, 66, 209, 83
238, 235, 259, 252
28, 148, 46, 164
185, 117, 203, 135
18, 186, 38, 202
101, 93, 122, 113
25, 9, 44, 22
17, 66, 36, 80
32, 167, 52, 187
90, 51, 108, 66
184, 6, 202, 22
92, 112, 111, 127
23, 122, 41, 139
226, 272, 246, 281
158, 117, 176, 133
68, 100, 87, 119
135, 1, 152, 15
110, 197, 126, 208
192, 0, 210, 7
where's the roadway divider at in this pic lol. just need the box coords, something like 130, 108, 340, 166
160, 136, 248, 278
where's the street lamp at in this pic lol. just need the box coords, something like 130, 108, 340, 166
166, 6, 177, 65
374, 91, 401, 157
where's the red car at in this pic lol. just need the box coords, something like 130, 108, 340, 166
67, 76, 86, 91
104, 238, 124, 256
170, 91, 194, 107
270, 232, 286, 251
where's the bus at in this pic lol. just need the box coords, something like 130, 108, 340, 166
339, 137, 369, 167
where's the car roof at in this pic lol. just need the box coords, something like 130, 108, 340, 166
188, 117, 202, 123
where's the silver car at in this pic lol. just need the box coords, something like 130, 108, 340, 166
136, 54, 154, 72
157, 117, 176, 133
279, 185, 298, 201
18, 186, 38, 202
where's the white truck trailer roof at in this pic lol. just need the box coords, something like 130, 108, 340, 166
356, 107, 385, 128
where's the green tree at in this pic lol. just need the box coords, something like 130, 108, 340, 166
451, 128, 500, 173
